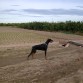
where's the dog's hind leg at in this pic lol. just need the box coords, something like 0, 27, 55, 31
32, 53, 35, 59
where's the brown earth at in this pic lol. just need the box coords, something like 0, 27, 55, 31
0, 26, 83, 83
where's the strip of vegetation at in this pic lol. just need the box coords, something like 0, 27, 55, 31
0, 21, 83, 35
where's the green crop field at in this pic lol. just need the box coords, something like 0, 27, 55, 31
0, 21, 83, 34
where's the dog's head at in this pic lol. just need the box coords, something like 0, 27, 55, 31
47, 39, 53, 43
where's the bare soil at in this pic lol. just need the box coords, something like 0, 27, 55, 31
0, 26, 83, 83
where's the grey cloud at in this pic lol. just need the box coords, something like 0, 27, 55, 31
76, 6, 83, 8
11, 5, 20, 6
0, 9, 43, 17
23, 9, 83, 16
23, 9, 53, 15
1, 8, 83, 17
1, 9, 17, 12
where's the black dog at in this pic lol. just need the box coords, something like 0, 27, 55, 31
27, 39, 53, 60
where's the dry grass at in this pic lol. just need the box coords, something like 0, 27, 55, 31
0, 27, 46, 45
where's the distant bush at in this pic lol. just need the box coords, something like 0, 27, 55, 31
0, 21, 83, 33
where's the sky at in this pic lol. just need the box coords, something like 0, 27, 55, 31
0, 0, 83, 23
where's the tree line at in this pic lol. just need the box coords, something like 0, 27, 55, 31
0, 21, 83, 33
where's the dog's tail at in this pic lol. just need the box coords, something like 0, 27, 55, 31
27, 47, 36, 60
